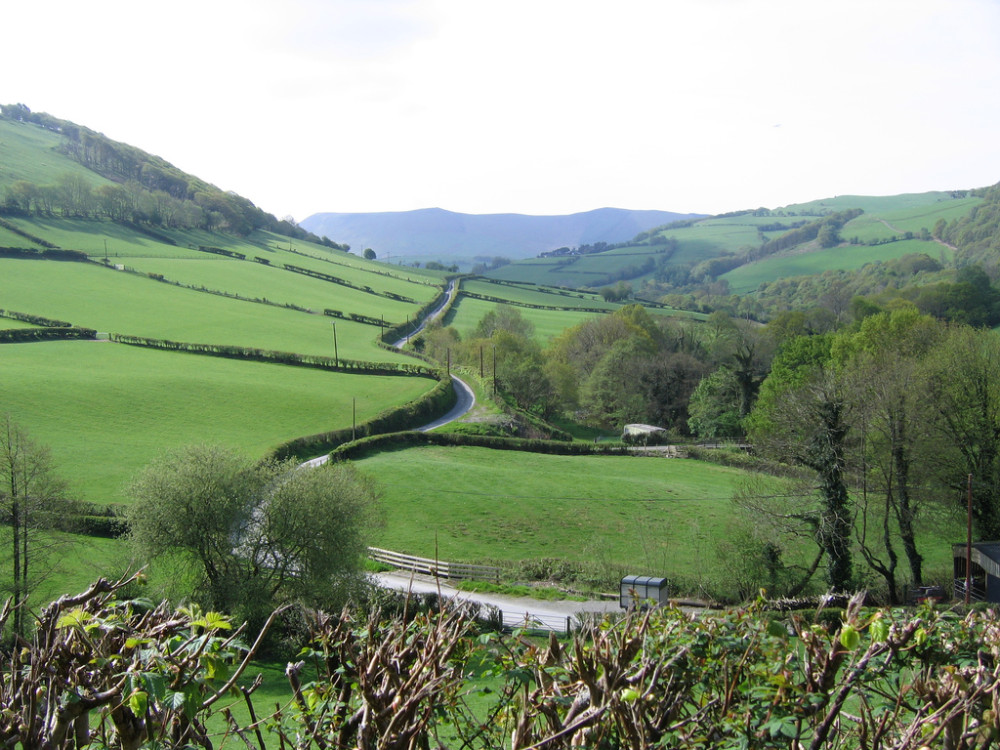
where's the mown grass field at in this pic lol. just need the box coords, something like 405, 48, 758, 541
0, 258, 419, 362
0, 341, 436, 504
116, 257, 424, 326
352, 443, 961, 590
354, 446, 782, 576
0, 316, 39, 329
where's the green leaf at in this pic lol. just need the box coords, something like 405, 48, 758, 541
869, 618, 890, 643
128, 690, 148, 717
839, 624, 860, 650
202, 611, 232, 631
140, 672, 167, 702
56, 608, 92, 629
165, 690, 188, 713
766, 619, 788, 639
620, 688, 641, 703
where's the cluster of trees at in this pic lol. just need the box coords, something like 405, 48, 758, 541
741, 308, 1000, 600
417, 303, 763, 434
0, 172, 339, 243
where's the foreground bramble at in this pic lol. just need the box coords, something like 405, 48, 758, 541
3, 580, 1000, 749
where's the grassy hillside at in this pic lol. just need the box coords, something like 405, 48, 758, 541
0, 113, 454, 515
1, 341, 434, 504
0, 117, 112, 190
353, 444, 959, 585
485, 192, 986, 303
722, 239, 949, 294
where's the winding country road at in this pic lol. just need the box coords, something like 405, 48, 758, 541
390, 278, 476, 433
307, 279, 619, 621
304, 279, 474, 469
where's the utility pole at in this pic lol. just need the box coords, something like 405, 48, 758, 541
352, 397, 356, 442
966, 473, 973, 605
332, 323, 339, 367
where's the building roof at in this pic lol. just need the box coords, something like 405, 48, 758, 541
953, 542, 1000, 579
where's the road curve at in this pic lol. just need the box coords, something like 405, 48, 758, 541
304, 278, 473, 467
390, 278, 457, 348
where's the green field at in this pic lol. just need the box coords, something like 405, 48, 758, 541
0, 316, 40, 329
446, 294, 609, 343
354, 445, 776, 576
779, 191, 976, 215
0, 341, 436, 503
351, 443, 961, 588
460, 279, 617, 310
0, 259, 418, 362
116, 257, 425, 326
0, 118, 112, 190
722, 239, 948, 294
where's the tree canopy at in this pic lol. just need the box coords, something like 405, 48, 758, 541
126, 445, 381, 626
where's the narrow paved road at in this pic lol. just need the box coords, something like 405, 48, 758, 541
305, 278, 473, 467
375, 571, 619, 632
417, 375, 474, 432
390, 278, 458, 348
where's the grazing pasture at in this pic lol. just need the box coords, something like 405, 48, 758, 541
353, 445, 784, 577
0, 340, 436, 503
722, 238, 946, 294
0, 258, 416, 362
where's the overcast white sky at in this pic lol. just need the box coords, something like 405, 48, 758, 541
4, 0, 1000, 220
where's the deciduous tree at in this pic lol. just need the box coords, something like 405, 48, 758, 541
126, 445, 381, 626
0, 416, 69, 637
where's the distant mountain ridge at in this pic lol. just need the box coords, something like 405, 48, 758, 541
299, 207, 705, 260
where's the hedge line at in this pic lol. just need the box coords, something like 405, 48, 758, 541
269, 375, 457, 461
283, 264, 415, 303
197, 245, 246, 259
0, 217, 58, 248
282, 244, 441, 288
0, 246, 89, 261
460, 290, 609, 314
0, 327, 96, 343
328, 430, 631, 462
110, 333, 437, 376
324, 309, 390, 327
0, 310, 74, 327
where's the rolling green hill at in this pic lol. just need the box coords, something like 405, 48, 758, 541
0, 110, 452, 517
485, 191, 989, 309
